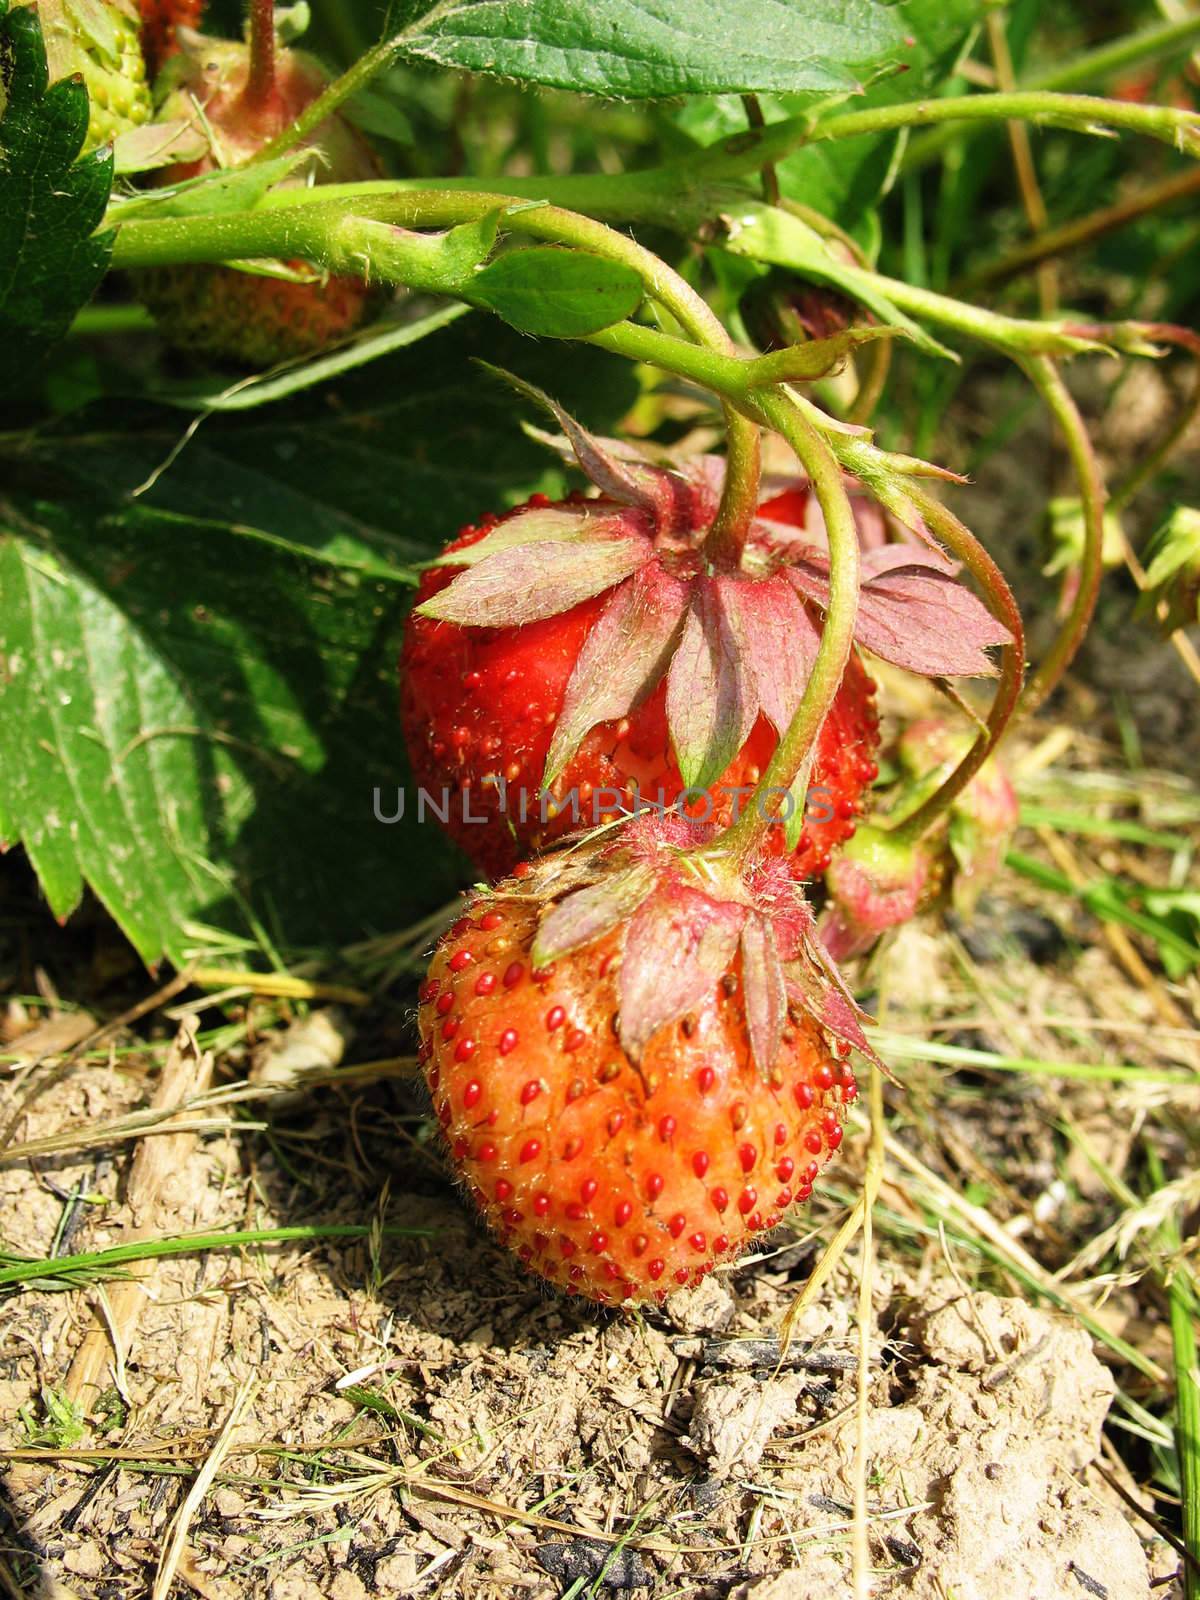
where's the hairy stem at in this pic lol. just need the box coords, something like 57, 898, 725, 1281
243, 0, 278, 112
110, 189, 761, 550
1015, 358, 1106, 723
904, 13, 1200, 170
798, 91, 1200, 163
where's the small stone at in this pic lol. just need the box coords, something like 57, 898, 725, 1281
664, 1275, 737, 1334
374, 1553, 420, 1593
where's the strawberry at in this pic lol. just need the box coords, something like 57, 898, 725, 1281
137, 0, 379, 365
820, 717, 1019, 959
137, 0, 205, 77
401, 383, 1012, 883
20, 0, 152, 152
820, 824, 931, 962
417, 815, 871, 1305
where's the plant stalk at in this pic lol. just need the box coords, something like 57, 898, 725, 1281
243, 0, 278, 113
880, 489, 1025, 846
1015, 357, 1106, 723
904, 13, 1200, 170
717, 389, 861, 862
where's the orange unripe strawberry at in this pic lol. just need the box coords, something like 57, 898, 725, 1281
418, 819, 866, 1305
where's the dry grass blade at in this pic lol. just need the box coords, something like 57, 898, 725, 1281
852, 1063, 885, 1600
152, 1374, 258, 1600
0, 1056, 418, 1166
881, 1128, 1169, 1382
65, 1015, 214, 1411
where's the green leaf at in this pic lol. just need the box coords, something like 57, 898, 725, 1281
670, 0, 980, 234
18, 319, 638, 581
0, 494, 446, 967
0, 321, 637, 966
468, 247, 643, 337
0, 3, 114, 395
404, 0, 905, 98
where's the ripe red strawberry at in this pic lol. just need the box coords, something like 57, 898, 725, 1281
137, 0, 379, 365
418, 816, 869, 1305
402, 385, 1011, 884
137, 0, 204, 76
403, 497, 880, 882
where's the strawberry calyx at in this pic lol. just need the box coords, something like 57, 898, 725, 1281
417, 381, 1016, 798
497, 812, 879, 1082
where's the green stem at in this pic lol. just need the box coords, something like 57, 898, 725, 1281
717, 391, 860, 862
800, 90, 1200, 163
876, 486, 1026, 847
1016, 358, 1106, 723
904, 14, 1200, 171
1169, 1261, 1200, 1600
110, 189, 761, 552
844, 266, 1104, 356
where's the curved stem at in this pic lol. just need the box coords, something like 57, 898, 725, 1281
884, 490, 1025, 847
1015, 357, 1106, 723
111, 187, 761, 553
717, 390, 860, 862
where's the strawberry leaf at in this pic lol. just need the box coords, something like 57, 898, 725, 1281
402, 0, 906, 98
0, 2, 113, 394
416, 532, 652, 626
618, 881, 747, 1058
469, 247, 644, 337
789, 547, 1012, 678
666, 578, 759, 791
544, 563, 692, 785
0, 492, 462, 967
740, 914, 786, 1078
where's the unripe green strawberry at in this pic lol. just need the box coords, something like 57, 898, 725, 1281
137, 3, 379, 366
18, 0, 152, 152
